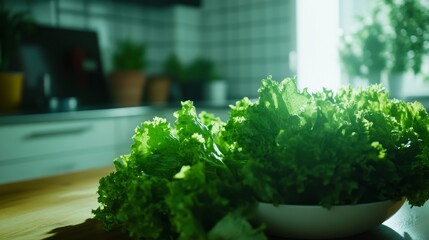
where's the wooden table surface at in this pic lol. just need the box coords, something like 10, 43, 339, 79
1, 167, 428, 240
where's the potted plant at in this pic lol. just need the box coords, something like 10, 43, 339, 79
164, 53, 184, 83
145, 53, 181, 105
339, 8, 387, 86
109, 39, 147, 106
203, 63, 227, 105
383, 0, 429, 98
0, 6, 33, 111
179, 57, 214, 101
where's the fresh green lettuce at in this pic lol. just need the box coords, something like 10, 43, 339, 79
224, 76, 429, 207
94, 76, 429, 239
93, 101, 265, 240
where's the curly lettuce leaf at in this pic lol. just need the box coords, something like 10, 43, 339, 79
225, 76, 429, 207
167, 162, 263, 240
208, 213, 266, 240
93, 101, 263, 239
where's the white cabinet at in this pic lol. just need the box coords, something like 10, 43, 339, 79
0, 150, 115, 183
0, 119, 116, 162
0, 106, 229, 184
0, 118, 117, 183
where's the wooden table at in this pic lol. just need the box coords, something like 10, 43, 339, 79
0, 167, 129, 240
1, 167, 428, 240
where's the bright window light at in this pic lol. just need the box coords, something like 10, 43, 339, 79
296, 0, 341, 92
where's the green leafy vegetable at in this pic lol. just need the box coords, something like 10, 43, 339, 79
94, 76, 429, 239
93, 101, 265, 240
224, 76, 429, 207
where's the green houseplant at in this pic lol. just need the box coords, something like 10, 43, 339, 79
164, 52, 184, 82
109, 39, 147, 106
383, 0, 429, 97
383, 0, 429, 74
181, 57, 219, 101
202, 61, 227, 104
186, 58, 213, 83
180, 58, 212, 101
339, 9, 387, 85
145, 53, 181, 105
112, 39, 146, 71
0, 6, 33, 111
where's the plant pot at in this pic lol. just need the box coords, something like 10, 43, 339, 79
204, 80, 227, 105
0, 72, 24, 111
146, 75, 171, 105
109, 70, 145, 107
388, 73, 405, 99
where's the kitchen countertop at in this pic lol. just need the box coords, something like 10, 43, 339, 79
0, 101, 232, 125
0, 96, 427, 126
0, 106, 163, 125
1, 166, 429, 240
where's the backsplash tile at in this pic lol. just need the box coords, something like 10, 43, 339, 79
4, 0, 296, 100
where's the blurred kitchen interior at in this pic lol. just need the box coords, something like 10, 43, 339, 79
2, 0, 429, 110
1, 0, 296, 111
1, 0, 429, 183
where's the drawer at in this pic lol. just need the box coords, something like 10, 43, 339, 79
0, 148, 115, 184
0, 119, 116, 162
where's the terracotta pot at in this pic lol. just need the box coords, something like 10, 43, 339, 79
109, 70, 145, 106
0, 72, 24, 111
146, 75, 171, 105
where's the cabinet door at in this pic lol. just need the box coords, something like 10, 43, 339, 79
0, 118, 116, 184
0, 148, 115, 183
0, 119, 116, 162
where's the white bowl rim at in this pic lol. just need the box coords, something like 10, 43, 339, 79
259, 198, 405, 209
256, 198, 406, 239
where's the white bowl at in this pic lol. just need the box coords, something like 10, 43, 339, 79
256, 199, 405, 239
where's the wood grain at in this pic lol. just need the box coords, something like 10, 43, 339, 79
0, 167, 129, 240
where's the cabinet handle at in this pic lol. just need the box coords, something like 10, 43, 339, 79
24, 125, 92, 140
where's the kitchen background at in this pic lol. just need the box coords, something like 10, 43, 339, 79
3, 0, 295, 101
3, 0, 429, 103
1, 0, 429, 183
